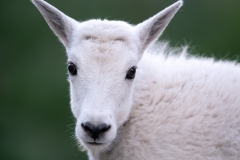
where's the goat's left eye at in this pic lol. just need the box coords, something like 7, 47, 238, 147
68, 62, 77, 76
126, 67, 136, 79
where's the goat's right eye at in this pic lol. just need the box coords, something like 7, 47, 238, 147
68, 62, 77, 75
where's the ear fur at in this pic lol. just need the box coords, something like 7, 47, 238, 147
136, 0, 183, 52
31, 0, 78, 47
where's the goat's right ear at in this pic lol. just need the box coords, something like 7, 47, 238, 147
31, 0, 78, 47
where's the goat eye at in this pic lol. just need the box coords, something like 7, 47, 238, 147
68, 62, 77, 75
126, 67, 136, 79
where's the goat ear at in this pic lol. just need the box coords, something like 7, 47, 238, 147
31, 0, 78, 47
136, 0, 183, 52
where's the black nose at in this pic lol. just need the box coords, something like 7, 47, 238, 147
81, 122, 111, 140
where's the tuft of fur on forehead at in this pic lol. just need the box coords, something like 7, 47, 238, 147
68, 19, 140, 66
77, 19, 135, 42
70, 19, 140, 56
79, 20, 133, 41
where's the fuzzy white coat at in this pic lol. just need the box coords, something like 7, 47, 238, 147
32, 0, 240, 159
120, 44, 240, 159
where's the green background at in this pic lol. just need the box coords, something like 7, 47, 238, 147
1, 0, 240, 160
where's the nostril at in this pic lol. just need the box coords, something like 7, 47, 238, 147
97, 124, 111, 133
81, 122, 95, 134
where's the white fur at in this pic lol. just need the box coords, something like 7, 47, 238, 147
32, 0, 240, 159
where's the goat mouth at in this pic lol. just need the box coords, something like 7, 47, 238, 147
87, 142, 104, 145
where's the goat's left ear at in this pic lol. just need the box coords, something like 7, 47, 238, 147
32, 0, 79, 48
136, 0, 183, 52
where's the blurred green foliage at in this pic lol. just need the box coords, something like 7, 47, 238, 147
1, 0, 240, 160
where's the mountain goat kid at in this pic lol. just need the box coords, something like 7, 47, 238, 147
32, 0, 240, 159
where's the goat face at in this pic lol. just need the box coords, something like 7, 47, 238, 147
68, 20, 140, 152
32, 0, 182, 154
